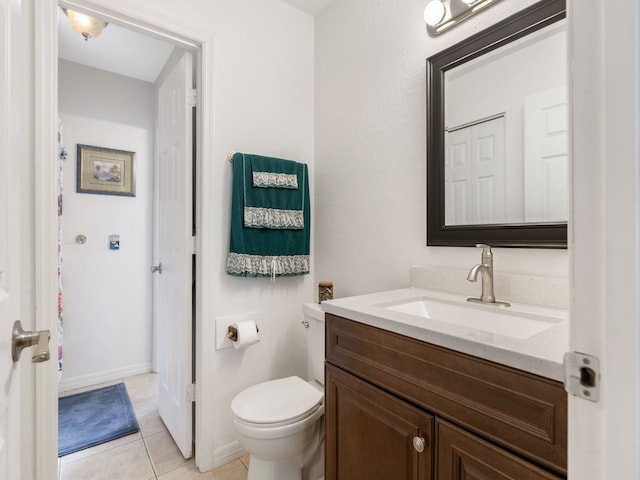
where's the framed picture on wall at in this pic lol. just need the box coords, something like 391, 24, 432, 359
76, 144, 136, 197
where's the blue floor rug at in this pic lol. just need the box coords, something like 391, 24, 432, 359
58, 383, 140, 457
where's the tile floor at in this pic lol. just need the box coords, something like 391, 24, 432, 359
58, 373, 249, 480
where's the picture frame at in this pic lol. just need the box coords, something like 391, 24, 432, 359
76, 144, 136, 197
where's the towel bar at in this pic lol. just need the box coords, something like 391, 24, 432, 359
227, 151, 236, 161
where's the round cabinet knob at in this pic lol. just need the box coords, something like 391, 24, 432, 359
413, 436, 426, 453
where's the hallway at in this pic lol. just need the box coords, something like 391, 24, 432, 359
58, 373, 249, 479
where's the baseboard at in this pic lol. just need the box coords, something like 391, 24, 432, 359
58, 363, 153, 392
201, 440, 246, 472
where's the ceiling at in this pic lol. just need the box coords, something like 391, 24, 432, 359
58, 7, 175, 83
58, 1, 335, 83
281, 0, 335, 15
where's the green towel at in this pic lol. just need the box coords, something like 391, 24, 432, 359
251, 155, 299, 189
243, 154, 305, 229
226, 153, 310, 277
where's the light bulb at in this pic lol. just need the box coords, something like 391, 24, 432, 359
424, 0, 446, 27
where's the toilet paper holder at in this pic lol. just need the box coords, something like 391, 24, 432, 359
228, 324, 259, 342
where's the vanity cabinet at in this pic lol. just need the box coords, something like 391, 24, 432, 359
325, 314, 567, 480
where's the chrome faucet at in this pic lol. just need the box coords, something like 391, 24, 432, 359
467, 244, 510, 307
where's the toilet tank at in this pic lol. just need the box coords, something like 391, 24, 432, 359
303, 302, 325, 385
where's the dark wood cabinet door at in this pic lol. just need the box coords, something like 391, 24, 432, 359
325, 364, 434, 480
436, 419, 564, 480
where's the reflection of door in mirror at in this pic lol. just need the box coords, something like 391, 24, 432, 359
524, 86, 568, 223
443, 20, 567, 226
445, 116, 505, 225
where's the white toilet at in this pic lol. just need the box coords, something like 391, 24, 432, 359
231, 303, 326, 480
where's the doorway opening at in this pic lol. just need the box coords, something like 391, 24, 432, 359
56, 3, 197, 469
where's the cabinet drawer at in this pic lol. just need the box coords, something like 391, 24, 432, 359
326, 314, 567, 475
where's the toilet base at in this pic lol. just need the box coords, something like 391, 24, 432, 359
247, 455, 301, 480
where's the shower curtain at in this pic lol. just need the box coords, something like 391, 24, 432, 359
57, 118, 66, 378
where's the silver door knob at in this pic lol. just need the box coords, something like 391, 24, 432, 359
412, 436, 426, 453
12, 320, 50, 363
151, 263, 162, 274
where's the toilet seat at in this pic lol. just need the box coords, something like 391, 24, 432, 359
231, 376, 324, 428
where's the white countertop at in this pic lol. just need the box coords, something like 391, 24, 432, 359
321, 287, 569, 382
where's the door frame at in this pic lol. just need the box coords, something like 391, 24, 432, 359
35, 1, 217, 476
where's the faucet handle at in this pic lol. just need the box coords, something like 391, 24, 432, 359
475, 243, 492, 256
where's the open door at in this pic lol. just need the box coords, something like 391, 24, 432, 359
154, 51, 194, 459
0, 0, 23, 475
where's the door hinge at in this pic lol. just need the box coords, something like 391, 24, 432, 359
189, 236, 197, 254
563, 351, 600, 402
187, 383, 196, 402
188, 88, 197, 107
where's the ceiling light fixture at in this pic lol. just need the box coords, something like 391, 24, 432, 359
424, 0, 501, 35
62, 8, 108, 41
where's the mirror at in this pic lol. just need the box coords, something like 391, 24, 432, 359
427, 0, 567, 247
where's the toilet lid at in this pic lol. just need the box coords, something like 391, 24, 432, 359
231, 376, 323, 425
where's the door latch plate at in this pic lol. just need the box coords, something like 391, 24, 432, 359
563, 351, 600, 402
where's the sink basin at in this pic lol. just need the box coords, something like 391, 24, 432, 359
382, 296, 564, 340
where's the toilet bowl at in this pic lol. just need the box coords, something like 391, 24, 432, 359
230, 303, 325, 480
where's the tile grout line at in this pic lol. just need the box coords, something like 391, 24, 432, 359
139, 412, 159, 479
130, 374, 160, 479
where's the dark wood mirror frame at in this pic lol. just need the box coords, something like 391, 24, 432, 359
426, 0, 567, 248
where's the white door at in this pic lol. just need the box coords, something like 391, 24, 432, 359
155, 51, 194, 459
523, 86, 568, 223
0, 0, 21, 476
445, 116, 506, 225
570, 1, 640, 478
445, 127, 471, 225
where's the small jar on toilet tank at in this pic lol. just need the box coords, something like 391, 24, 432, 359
318, 281, 333, 303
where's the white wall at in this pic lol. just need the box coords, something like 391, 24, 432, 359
95, 0, 316, 470
445, 23, 566, 129
58, 59, 155, 390
202, 3, 315, 465
315, 0, 568, 300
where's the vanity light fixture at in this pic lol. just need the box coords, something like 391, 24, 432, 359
62, 8, 108, 41
424, 0, 446, 27
424, 0, 501, 35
